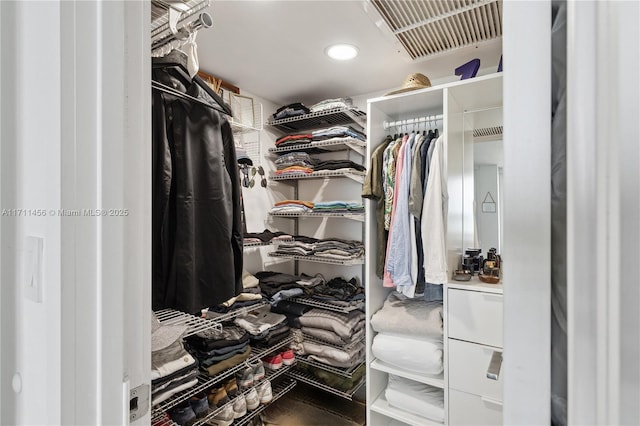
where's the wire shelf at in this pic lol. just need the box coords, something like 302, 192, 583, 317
269, 169, 366, 184
269, 211, 364, 222
295, 356, 365, 379
286, 369, 365, 401
268, 137, 366, 156
154, 309, 220, 338
266, 107, 367, 133
152, 336, 294, 416
289, 297, 364, 314
243, 237, 294, 248
151, 0, 210, 39
301, 332, 365, 352
155, 302, 268, 337
267, 252, 364, 266
191, 364, 296, 426
234, 377, 297, 426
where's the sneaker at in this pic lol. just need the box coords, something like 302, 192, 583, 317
189, 393, 209, 419
207, 386, 229, 408
170, 402, 196, 426
224, 378, 238, 399
235, 365, 254, 389
206, 404, 234, 426
281, 349, 295, 366
261, 353, 283, 370
245, 387, 260, 411
250, 360, 265, 381
257, 380, 273, 404
232, 395, 247, 419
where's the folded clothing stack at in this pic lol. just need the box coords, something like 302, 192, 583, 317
385, 375, 444, 423
273, 151, 315, 176
274, 152, 314, 169
309, 97, 353, 113
205, 269, 264, 318
272, 102, 310, 120
370, 291, 444, 376
313, 159, 366, 172
243, 229, 293, 244
294, 308, 366, 368
271, 236, 364, 261
185, 325, 252, 377
312, 201, 364, 214
271, 299, 313, 328
270, 200, 314, 214
313, 238, 365, 260
151, 315, 199, 405
299, 340, 365, 369
275, 133, 313, 148
234, 305, 291, 349
311, 277, 363, 301
311, 126, 366, 142
274, 165, 314, 176
370, 291, 443, 339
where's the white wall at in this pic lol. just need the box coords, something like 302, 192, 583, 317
0, 2, 62, 424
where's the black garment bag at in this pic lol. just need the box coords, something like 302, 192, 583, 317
152, 51, 243, 315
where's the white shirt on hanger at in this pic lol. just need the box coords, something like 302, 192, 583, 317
421, 136, 449, 285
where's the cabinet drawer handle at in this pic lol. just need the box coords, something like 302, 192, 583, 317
481, 396, 503, 407
486, 350, 502, 380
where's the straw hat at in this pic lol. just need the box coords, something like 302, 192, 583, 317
385, 73, 432, 96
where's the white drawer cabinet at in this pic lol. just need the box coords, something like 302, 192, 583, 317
448, 339, 503, 400
449, 389, 503, 425
447, 284, 503, 425
447, 288, 503, 347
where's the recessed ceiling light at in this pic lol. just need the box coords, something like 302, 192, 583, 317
326, 44, 359, 61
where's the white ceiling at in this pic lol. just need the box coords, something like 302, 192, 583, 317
197, 0, 502, 106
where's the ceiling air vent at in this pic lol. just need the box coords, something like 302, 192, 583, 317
371, 0, 502, 60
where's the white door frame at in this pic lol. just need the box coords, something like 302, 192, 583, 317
567, 1, 640, 424
502, 1, 551, 423
59, 1, 150, 424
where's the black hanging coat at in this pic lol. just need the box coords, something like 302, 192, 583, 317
152, 51, 243, 314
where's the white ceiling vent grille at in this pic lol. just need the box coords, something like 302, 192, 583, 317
371, 0, 503, 60
473, 125, 503, 138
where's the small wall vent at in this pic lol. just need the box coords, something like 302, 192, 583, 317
473, 125, 503, 138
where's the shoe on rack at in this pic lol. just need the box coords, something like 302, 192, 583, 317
207, 386, 229, 408
261, 353, 283, 370
245, 387, 260, 411
232, 395, 247, 419
280, 349, 295, 366
256, 379, 273, 404
250, 359, 266, 381
189, 393, 210, 419
224, 378, 239, 399
205, 404, 234, 426
236, 364, 254, 390
170, 402, 196, 426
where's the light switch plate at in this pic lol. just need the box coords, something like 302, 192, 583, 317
24, 236, 44, 303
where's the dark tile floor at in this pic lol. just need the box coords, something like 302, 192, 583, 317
261, 382, 366, 426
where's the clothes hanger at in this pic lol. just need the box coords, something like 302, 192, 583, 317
152, 53, 232, 116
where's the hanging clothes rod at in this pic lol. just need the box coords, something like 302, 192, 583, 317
152, 12, 213, 53
383, 114, 444, 130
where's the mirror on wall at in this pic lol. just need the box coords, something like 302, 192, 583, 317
462, 107, 503, 256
